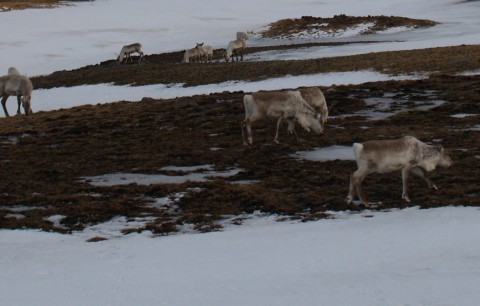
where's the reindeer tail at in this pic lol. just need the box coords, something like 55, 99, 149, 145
352, 143, 363, 160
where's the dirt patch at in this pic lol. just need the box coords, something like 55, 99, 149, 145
31, 45, 480, 89
0, 71, 479, 234
261, 15, 438, 39
0, 0, 59, 11
0, 0, 93, 11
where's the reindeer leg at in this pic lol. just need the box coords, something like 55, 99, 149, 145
287, 118, 298, 141
346, 174, 356, 204
16, 96, 22, 115
274, 117, 283, 144
1, 96, 10, 117
353, 171, 369, 207
401, 167, 411, 202
244, 118, 254, 145
411, 167, 437, 190
241, 121, 249, 146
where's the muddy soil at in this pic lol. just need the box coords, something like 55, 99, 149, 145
0, 43, 479, 235
261, 15, 438, 38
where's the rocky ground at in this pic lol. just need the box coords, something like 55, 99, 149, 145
0, 14, 479, 236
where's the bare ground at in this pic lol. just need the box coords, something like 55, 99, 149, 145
0, 33, 479, 236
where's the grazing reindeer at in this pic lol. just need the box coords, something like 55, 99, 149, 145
299, 87, 329, 124
182, 47, 202, 63
224, 38, 246, 62
0, 74, 33, 117
242, 90, 324, 145
195, 43, 214, 62
117, 43, 144, 63
346, 136, 453, 206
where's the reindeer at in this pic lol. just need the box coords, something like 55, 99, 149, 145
224, 38, 246, 62
117, 43, 144, 63
182, 47, 202, 63
242, 90, 324, 145
195, 43, 214, 62
0, 74, 33, 117
346, 136, 453, 206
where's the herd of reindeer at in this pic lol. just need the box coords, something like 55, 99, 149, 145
0, 33, 453, 207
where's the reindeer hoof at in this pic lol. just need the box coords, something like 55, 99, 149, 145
402, 195, 411, 202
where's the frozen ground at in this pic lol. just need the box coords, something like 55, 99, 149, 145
1, 1, 480, 305
27, 70, 420, 115
2, 207, 480, 306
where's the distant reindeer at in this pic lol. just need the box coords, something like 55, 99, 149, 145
7, 67, 21, 76
195, 43, 214, 62
117, 43, 144, 63
182, 47, 202, 63
0, 74, 33, 117
224, 38, 246, 62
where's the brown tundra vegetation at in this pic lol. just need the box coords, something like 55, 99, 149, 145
0, 14, 479, 236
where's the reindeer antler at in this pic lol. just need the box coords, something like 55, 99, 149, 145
328, 100, 337, 114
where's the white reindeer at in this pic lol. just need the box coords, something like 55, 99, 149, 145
117, 43, 144, 63
0, 74, 33, 117
195, 43, 214, 62
299, 87, 329, 124
236, 31, 251, 40
224, 38, 246, 62
7, 67, 21, 76
182, 47, 202, 63
242, 90, 324, 145
346, 136, 453, 206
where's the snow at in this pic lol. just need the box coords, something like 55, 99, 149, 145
293, 145, 354, 161
29, 70, 419, 115
1, 0, 480, 77
1, 1, 480, 305
451, 113, 478, 118
81, 167, 241, 187
2, 207, 480, 306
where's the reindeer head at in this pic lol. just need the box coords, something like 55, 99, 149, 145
21, 95, 32, 115
437, 145, 453, 168
195, 43, 204, 49
223, 50, 230, 62
296, 112, 324, 135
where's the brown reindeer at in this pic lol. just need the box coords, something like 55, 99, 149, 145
346, 136, 453, 206
241, 90, 324, 145
117, 43, 144, 63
